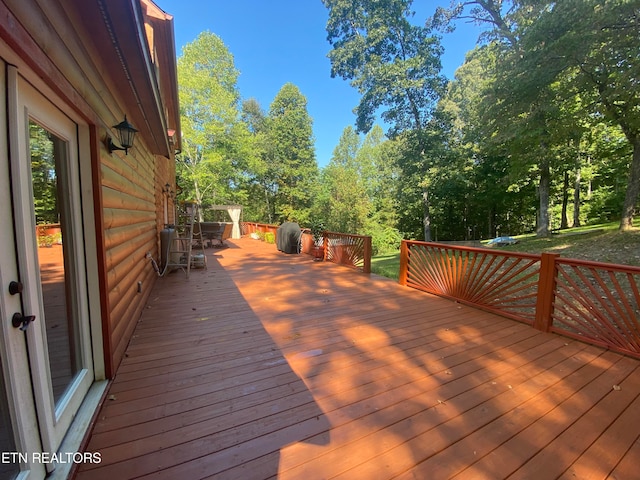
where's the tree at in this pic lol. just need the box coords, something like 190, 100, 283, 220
241, 98, 268, 135
323, 0, 447, 240
30, 123, 58, 224
177, 31, 249, 211
240, 98, 275, 222
359, 125, 398, 226
318, 126, 371, 233
315, 124, 403, 252
358, 126, 403, 252
517, 0, 640, 230
437, 0, 640, 230
436, 45, 528, 239
266, 83, 318, 224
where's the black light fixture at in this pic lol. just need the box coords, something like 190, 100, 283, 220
107, 115, 138, 155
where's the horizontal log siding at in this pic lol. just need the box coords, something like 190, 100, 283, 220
3, 0, 179, 377
101, 162, 155, 203
101, 148, 159, 374
154, 155, 175, 238
5, 0, 110, 125
103, 221, 157, 251
103, 209, 157, 231
110, 257, 157, 371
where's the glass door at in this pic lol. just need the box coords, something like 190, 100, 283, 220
10, 74, 94, 459
0, 62, 46, 479
30, 120, 84, 405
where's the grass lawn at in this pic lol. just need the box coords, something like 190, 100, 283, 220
371, 221, 640, 280
370, 253, 403, 280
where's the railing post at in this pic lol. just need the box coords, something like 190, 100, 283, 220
534, 252, 559, 332
363, 236, 372, 274
322, 232, 328, 261
398, 240, 409, 286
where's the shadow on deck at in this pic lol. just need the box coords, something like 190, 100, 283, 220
75, 238, 640, 479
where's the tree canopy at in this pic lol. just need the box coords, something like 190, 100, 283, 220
174, 1, 639, 249
323, 0, 447, 136
433, 0, 640, 233
176, 31, 251, 210
265, 83, 318, 224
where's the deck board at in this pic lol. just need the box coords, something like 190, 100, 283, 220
75, 238, 640, 479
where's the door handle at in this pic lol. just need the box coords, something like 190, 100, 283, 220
8, 281, 23, 295
12, 313, 35, 331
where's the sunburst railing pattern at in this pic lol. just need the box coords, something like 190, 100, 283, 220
325, 231, 372, 273
551, 258, 640, 357
400, 241, 541, 324
399, 240, 640, 359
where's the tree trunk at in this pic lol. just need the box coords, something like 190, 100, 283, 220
193, 180, 204, 221
264, 187, 272, 224
573, 164, 581, 227
464, 202, 470, 241
422, 187, 432, 241
488, 207, 495, 239
560, 170, 569, 229
537, 159, 551, 237
620, 136, 640, 230
587, 154, 592, 199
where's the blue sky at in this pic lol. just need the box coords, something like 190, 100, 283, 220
158, 0, 482, 167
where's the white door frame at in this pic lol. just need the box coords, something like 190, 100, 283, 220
0, 58, 106, 478
0, 62, 47, 480
11, 70, 95, 457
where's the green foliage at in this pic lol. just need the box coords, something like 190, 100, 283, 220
239, 98, 275, 222
313, 125, 405, 253
308, 219, 326, 245
366, 224, 403, 256
479, 0, 640, 229
363, 126, 401, 228
323, 0, 446, 134
37, 233, 61, 247
322, 0, 446, 241
264, 232, 275, 244
30, 122, 58, 224
176, 32, 252, 209
317, 126, 370, 233
266, 83, 318, 224
413, 0, 640, 239
174, 7, 639, 247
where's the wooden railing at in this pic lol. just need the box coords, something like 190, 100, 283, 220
550, 257, 640, 355
398, 241, 541, 324
325, 231, 372, 274
240, 223, 372, 273
240, 222, 279, 236
399, 240, 640, 359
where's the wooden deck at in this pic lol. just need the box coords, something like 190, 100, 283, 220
75, 237, 640, 480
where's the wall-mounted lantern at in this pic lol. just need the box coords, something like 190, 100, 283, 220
106, 115, 138, 155
162, 183, 175, 199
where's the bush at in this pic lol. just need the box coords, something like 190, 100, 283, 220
369, 226, 403, 255
264, 232, 275, 244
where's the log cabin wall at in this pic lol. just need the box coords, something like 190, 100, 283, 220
101, 144, 159, 375
156, 155, 178, 231
0, 0, 180, 378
